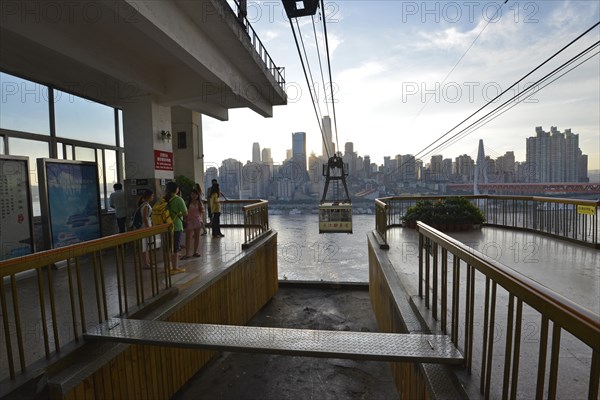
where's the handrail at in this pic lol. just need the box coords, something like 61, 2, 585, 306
417, 222, 600, 351
228, 0, 286, 89
375, 194, 599, 247
242, 199, 270, 248
0, 224, 170, 276
374, 199, 388, 249
416, 221, 600, 398
0, 225, 173, 381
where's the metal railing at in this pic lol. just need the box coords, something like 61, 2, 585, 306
375, 195, 599, 248
0, 225, 172, 382
228, 0, 286, 89
242, 200, 270, 248
416, 221, 599, 399
374, 199, 389, 249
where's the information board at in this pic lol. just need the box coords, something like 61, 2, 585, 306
38, 159, 102, 248
0, 156, 35, 260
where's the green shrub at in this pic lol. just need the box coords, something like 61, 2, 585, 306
402, 197, 485, 226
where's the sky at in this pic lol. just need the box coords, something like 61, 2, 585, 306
202, 0, 600, 170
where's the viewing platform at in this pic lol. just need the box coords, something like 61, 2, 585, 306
1, 196, 599, 399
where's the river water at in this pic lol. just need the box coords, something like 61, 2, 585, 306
270, 213, 599, 313
270, 213, 374, 283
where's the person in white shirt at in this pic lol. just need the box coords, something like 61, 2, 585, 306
109, 183, 127, 233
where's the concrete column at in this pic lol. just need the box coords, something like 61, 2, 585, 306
120, 96, 173, 213
172, 106, 205, 190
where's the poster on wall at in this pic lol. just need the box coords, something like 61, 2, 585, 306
37, 159, 102, 248
0, 155, 35, 260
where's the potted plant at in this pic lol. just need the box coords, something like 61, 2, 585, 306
402, 197, 485, 231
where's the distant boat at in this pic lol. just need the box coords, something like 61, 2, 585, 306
289, 208, 302, 215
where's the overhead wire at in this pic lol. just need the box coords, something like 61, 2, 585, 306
288, 15, 331, 159
387, 21, 600, 179
429, 44, 600, 157
409, 0, 510, 126
312, 13, 330, 117
295, 18, 325, 127
413, 21, 600, 162
320, 0, 340, 156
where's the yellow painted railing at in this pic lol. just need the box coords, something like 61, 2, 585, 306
417, 221, 600, 399
242, 200, 270, 248
0, 225, 172, 382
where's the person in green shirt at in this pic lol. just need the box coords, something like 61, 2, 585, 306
165, 181, 188, 274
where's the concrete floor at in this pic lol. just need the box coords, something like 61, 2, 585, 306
173, 284, 398, 400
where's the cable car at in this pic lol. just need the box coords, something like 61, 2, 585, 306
282, 0, 320, 18
319, 154, 352, 233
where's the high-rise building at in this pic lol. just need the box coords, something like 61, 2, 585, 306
496, 151, 516, 182
344, 142, 353, 155
220, 158, 243, 199
578, 150, 589, 182
400, 154, 417, 182
430, 155, 443, 181
526, 126, 586, 183
292, 132, 307, 178
322, 116, 335, 157
455, 154, 474, 183
252, 142, 261, 164
261, 148, 272, 165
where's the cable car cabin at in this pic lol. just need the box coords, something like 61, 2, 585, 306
319, 155, 353, 233
319, 203, 352, 233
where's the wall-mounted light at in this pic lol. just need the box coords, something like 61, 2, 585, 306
160, 130, 171, 142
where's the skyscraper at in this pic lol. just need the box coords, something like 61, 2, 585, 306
526, 126, 585, 182
261, 148, 272, 165
292, 132, 307, 177
252, 142, 261, 164
322, 116, 335, 157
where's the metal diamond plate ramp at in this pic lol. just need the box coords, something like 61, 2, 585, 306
84, 318, 463, 364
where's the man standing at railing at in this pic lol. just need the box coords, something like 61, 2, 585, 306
109, 183, 127, 233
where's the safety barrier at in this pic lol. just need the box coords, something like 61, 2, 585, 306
375, 195, 599, 249
417, 221, 599, 399
242, 200, 270, 248
0, 225, 172, 383
228, 0, 285, 89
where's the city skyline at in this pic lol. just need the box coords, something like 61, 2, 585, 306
201, 1, 599, 170
203, 124, 594, 202
217, 125, 593, 174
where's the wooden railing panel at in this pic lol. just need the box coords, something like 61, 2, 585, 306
52, 232, 278, 400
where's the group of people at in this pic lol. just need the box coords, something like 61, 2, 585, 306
109, 179, 226, 274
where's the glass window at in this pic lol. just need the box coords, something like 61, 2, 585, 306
117, 109, 124, 147
120, 152, 126, 180
65, 144, 73, 160
104, 149, 118, 206
104, 149, 118, 187
8, 137, 50, 216
0, 72, 50, 135
97, 149, 107, 209
57, 143, 63, 159
0, 136, 4, 154
74, 146, 96, 162
54, 89, 116, 146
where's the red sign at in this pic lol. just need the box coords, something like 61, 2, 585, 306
154, 150, 173, 171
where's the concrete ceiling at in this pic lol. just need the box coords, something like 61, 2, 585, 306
0, 0, 286, 120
